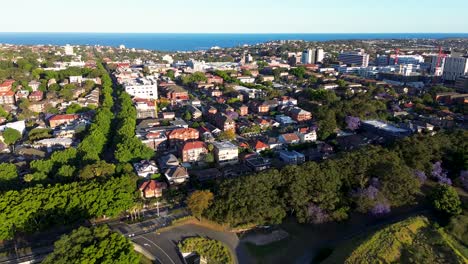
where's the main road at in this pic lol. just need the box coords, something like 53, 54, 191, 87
130, 223, 251, 264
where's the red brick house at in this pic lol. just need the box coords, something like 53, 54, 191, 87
29, 91, 44, 102
138, 180, 167, 198
289, 108, 312, 122
206, 75, 224, 85
165, 85, 189, 101
167, 128, 199, 143
214, 113, 236, 131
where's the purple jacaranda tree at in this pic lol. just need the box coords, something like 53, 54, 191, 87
226, 110, 239, 120
345, 116, 361, 131
371, 201, 391, 216
432, 161, 452, 185
460, 171, 468, 191
414, 170, 427, 183
352, 185, 379, 200
307, 203, 329, 224
370, 177, 381, 188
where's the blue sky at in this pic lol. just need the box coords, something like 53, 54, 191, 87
1, 0, 467, 33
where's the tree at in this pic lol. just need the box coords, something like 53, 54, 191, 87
0, 163, 18, 184
204, 153, 214, 163
317, 110, 337, 140
28, 128, 52, 141
79, 161, 116, 180
289, 66, 307, 79
183, 110, 192, 121
178, 237, 233, 264
165, 70, 175, 80
66, 103, 83, 114
217, 130, 236, 141
43, 225, 139, 264
187, 190, 214, 221
2, 128, 21, 150
431, 184, 462, 216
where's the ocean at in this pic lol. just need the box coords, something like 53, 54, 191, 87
0, 33, 467, 52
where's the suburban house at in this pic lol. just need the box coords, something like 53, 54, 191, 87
279, 133, 300, 145
164, 166, 190, 184
252, 140, 269, 153
48, 114, 80, 128
181, 141, 208, 163
133, 160, 159, 178
139, 180, 167, 199
158, 154, 180, 171
296, 128, 317, 142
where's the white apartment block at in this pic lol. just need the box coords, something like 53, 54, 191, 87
123, 77, 158, 99
212, 141, 239, 166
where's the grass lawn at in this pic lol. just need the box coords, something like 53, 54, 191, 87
324, 216, 467, 264
137, 252, 154, 264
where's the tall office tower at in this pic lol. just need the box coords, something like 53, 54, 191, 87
315, 48, 324, 63
442, 56, 468, 81
338, 49, 370, 67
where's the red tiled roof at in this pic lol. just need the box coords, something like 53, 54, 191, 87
168, 128, 198, 137
254, 140, 268, 150
0, 90, 14, 96
49, 114, 79, 121
182, 141, 206, 151
0, 80, 15, 87
281, 133, 300, 142
139, 180, 166, 191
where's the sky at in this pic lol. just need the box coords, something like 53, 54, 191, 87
1, 0, 467, 33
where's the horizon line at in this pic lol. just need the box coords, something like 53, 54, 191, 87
1, 32, 468, 34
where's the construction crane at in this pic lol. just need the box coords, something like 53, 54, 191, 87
394, 48, 400, 65
386, 48, 400, 65
433, 46, 447, 83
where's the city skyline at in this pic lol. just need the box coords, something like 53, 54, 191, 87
1, 0, 467, 33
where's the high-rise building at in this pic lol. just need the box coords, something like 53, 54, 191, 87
64, 44, 74, 56
301, 49, 314, 64
301, 48, 324, 64
442, 56, 468, 81
315, 48, 324, 63
338, 49, 370, 67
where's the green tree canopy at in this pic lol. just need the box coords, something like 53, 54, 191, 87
187, 190, 214, 221
431, 184, 462, 216
2, 128, 22, 146
43, 225, 139, 264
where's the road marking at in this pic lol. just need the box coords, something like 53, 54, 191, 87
132, 238, 163, 264
139, 236, 177, 264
